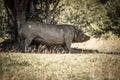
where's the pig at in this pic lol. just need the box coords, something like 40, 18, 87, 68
18, 21, 90, 53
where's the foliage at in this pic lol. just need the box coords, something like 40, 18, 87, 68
27, 0, 61, 24
0, 0, 120, 40
0, 0, 8, 39
0, 0, 18, 40
57, 0, 120, 37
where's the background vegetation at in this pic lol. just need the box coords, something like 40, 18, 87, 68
0, 0, 120, 40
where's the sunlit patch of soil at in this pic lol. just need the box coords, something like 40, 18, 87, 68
72, 38, 120, 53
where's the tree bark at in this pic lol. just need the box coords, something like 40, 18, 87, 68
15, 0, 29, 23
46, 0, 51, 24
4, 0, 30, 41
46, 0, 60, 24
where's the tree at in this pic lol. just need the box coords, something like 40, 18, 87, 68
4, 0, 29, 40
57, 0, 120, 37
1, 0, 120, 41
3, 0, 60, 41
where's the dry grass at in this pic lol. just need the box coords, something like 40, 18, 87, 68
72, 38, 120, 53
0, 53, 120, 80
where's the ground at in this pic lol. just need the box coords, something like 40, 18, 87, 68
0, 38, 120, 80
72, 38, 120, 53
0, 53, 120, 80
0, 38, 120, 53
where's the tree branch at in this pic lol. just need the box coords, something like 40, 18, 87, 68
50, 0, 60, 14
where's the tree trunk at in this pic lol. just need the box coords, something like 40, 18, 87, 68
45, 0, 60, 24
46, 0, 51, 24
15, 0, 29, 23
4, 0, 30, 41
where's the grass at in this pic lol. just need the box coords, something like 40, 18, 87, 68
0, 53, 120, 80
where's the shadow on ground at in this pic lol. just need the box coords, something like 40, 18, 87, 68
0, 39, 119, 54
71, 48, 98, 54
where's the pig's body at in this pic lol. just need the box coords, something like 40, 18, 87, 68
19, 21, 90, 53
